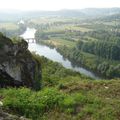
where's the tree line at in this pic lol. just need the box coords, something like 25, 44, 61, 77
77, 40, 120, 60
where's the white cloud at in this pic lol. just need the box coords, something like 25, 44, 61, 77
0, 0, 120, 11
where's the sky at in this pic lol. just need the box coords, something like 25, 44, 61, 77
0, 0, 120, 11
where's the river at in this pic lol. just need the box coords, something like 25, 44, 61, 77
21, 27, 100, 79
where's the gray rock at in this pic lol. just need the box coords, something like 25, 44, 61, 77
0, 34, 41, 90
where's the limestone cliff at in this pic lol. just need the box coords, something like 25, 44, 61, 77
0, 33, 41, 90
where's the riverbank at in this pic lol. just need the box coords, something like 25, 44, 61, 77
37, 40, 104, 77
20, 27, 101, 79
28, 42, 100, 79
38, 40, 120, 79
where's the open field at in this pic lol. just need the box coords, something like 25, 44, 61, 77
0, 22, 19, 30
42, 38, 76, 48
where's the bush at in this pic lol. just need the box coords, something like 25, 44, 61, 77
1, 87, 65, 119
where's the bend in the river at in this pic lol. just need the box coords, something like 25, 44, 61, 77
21, 27, 101, 79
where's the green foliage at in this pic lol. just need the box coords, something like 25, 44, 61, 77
33, 17, 120, 79
35, 30, 49, 41
1, 54, 120, 120
1, 81, 120, 120
1, 87, 65, 119
77, 39, 120, 60
32, 54, 83, 87
56, 46, 120, 78
97, 62, 120, 78
0, 22, 26, 38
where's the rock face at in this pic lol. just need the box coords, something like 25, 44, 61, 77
0, 33, 41, 90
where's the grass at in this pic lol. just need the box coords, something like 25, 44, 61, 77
42, 38, 76, 48
52, 25, 91, 32
102, 21, 119, 26
0, 22, 19, 30
68, 26, 92, 32
83, 36, 99, 42
1, 79, 120, 120
29, 17, 82, 25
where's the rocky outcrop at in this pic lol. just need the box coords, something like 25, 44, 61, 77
0, 33, 41, 90
0, 111, 30, 120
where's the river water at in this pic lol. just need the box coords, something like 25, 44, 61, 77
21, 28, 100, 79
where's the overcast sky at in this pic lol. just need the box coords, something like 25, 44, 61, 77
0, 0, 120, 11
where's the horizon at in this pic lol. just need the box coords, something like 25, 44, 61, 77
0, 0, 120, 11
1, 7, 120, 12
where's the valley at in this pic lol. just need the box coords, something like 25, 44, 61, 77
0, 8, 120, 120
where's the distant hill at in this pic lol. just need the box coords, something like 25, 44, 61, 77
81, 8, 120, 16
1, 8, 120, 21
0, 10, 24, 21
99, 13, 120, 21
